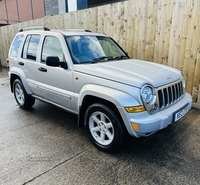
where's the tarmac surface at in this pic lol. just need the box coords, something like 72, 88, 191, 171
0, 66, 200, 185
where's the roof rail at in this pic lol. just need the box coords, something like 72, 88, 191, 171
65, 29, 92, 32
19, 27, 50, 32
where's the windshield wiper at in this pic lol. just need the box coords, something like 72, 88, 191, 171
114, 55, 129, 60
92, 56, 113, 63
92, 55, 128, 63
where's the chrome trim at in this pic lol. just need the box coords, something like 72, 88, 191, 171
140, 84, 156, 105
143, 79, 185, 114
39, 86, 71, 100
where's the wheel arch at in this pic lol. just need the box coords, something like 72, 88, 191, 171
78, 95, 123, 127
10, 67, 32, 95
77, 84, 140, 132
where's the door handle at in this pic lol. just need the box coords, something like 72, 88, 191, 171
38, 67, 47, 72
18, 62, 24, 66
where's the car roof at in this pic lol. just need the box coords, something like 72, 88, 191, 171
55, 30, 107, 37
18, 27, 107, 37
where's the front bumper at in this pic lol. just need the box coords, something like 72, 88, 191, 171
118, 92, 192, 137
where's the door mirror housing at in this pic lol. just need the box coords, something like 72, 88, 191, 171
46, 56, 67, 69
46, 56, 60, 67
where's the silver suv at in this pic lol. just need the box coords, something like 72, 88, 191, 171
8, 27, 192, 152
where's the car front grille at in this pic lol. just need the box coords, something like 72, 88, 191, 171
157, 80, 184, 109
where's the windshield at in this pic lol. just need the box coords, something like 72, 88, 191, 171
65, 35, 128, 64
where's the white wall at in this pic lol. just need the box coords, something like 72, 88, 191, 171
58, 0, 67, 14
68, 0, 77, 12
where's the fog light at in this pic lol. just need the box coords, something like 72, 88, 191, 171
125, 106, 146, 113
132, 123, 139, 131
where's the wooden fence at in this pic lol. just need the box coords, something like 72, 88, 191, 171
0, 0, 200, 104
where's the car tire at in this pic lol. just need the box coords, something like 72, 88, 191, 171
13, 79, 35, 109
85, 103, 125, 153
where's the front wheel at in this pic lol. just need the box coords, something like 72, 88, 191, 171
85, 103, 125, 153
13, 79, 35, 109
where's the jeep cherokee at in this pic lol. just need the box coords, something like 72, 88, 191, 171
8, 27, 192, 152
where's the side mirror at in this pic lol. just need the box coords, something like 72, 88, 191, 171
46, 56, 60, 67
46, 56, 68, 69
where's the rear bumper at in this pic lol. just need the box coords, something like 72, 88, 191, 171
118, 92, 192, 137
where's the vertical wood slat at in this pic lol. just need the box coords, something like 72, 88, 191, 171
183, 0, 199, 95
176, 0, 190, 73
190, 0, 200, 102
1, 0, 200, 104
163, 0, 173, 66
124, 0, 134, 57
144, 0, 157, 62
133, 0, 139, 58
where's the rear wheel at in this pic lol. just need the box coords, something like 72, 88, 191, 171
13, 79, 35, 109
85, 103, 125, 153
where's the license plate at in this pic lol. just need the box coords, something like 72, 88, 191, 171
173, 103, 190, 122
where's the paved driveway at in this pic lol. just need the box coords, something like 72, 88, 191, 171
0, 67, 200, 185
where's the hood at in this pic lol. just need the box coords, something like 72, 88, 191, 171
74, 59, 181, 88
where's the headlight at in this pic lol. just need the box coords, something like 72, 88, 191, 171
141, 85, 156, 104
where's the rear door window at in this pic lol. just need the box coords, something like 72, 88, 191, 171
22, 35, 40, 61
10, 34, 24, 57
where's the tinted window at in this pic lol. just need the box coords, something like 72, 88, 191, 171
65, 35, 127, 64
22, 35, 40, 61
10, 34, 24, 57
41, 36, 65, 63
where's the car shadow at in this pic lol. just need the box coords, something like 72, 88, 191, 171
24, 100, 198, 162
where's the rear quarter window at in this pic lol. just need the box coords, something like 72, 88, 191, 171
10, 34, 24, 57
